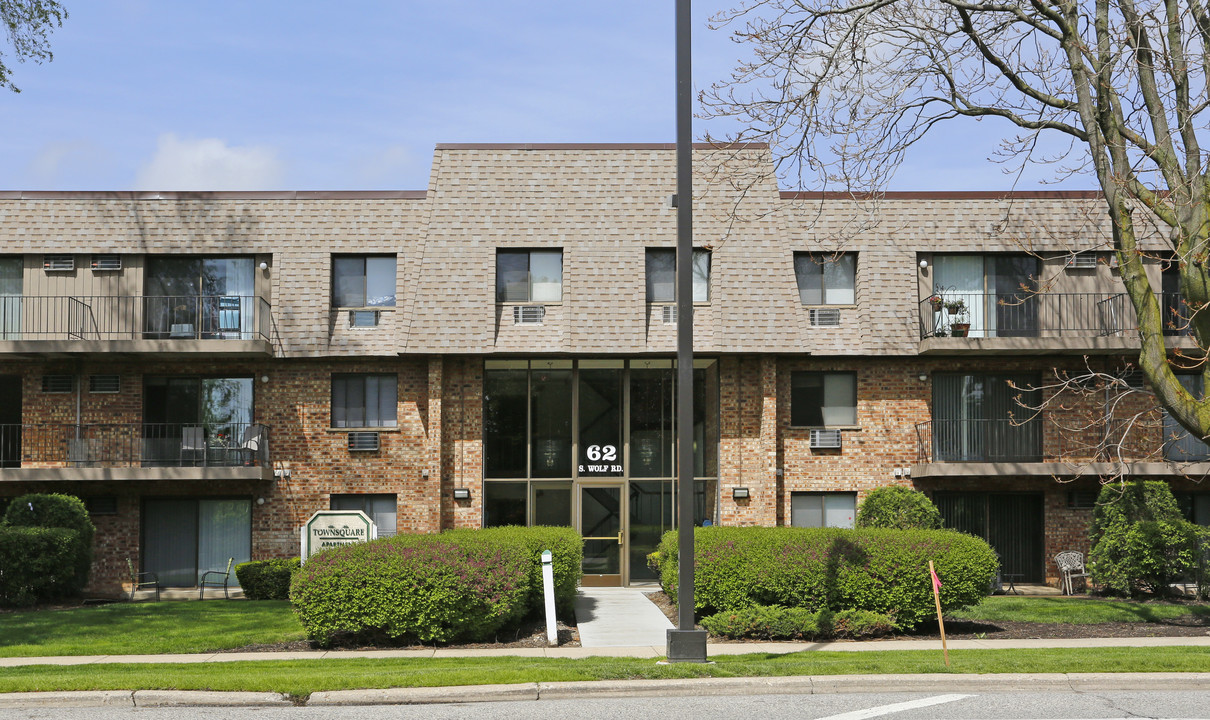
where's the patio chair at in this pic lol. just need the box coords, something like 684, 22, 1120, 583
199, 557, 234, 599
180, 425, 205, 466
126, 557, 159, 602
237, 424, 265, 466
1055, 550, 1090, 595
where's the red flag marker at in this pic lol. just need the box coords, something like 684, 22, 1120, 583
929, 560, 949, 666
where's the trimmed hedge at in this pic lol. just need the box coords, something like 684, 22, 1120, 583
3, 493, 94, 591
0, 527, 83, 606
700, 605, 897, 641
856, 486, 942, 530
235, 558, 300, 600
658, 526, 996, 628
291, 526, 582, 646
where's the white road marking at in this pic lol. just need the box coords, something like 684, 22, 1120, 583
814, 693, 975, 720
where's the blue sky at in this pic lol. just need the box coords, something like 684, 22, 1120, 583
0, 1, 1092, 191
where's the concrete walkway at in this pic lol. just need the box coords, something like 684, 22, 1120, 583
572, 587, 674, 647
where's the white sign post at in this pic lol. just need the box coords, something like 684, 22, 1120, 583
300, 510, 376, 563
541, 549, 557, 646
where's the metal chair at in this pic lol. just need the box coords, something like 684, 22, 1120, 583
199, 557, 234, 599
126, 558, 159, 601
1055, 550, 1090, 594
237, 424, 265, 466
180, 426, 205, 466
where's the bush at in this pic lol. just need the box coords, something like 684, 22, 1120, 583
856, 486, 943, 530
1089, 481, 1201, 597
699, 605, 897, 640
235, 558, 300, 600
0, 527, 83, 606
1, 493, 94, 593
658, 526, 996, 628
291, 526, 581, 646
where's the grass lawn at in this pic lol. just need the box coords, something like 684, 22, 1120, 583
0, 647, 1207, 697
0, 601, 305, 657
951, 596, 1210, 624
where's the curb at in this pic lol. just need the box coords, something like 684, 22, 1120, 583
5, 673, 1210, 707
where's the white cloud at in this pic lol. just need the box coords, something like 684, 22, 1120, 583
133, 134, 284, 190
347, 144, 419, 188
25, 140, 110, 187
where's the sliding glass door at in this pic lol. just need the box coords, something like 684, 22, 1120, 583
145, 257, 255, 339
142, 498, 251, 586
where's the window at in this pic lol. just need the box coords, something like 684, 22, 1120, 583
144, 257, 256, 339
930, 254, 1038, 338
645, 248, 710, 303
483, 481, 572, 528
1164, 376, 1210, 461
496, 249, 562, 302
794, 253, 855, 305
143, 376, 254, 467
790, 372, 856, 427
332, 255, 396, 308
331, 374, 397, 428
331, 494, 397, 537
932, 373, 1041, 462
791, 492, 856, 528
142, 498, 251, 587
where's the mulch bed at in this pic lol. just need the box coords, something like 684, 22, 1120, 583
641, 590, 1210, 642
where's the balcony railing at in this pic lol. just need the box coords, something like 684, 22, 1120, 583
915, 419, 1043, 463
0, 295, 271, 342
0, 422, 270, 470
920, 291, 1196, 340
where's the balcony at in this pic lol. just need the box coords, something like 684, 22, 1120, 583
917, 292, 1193, 354
0, 422, 272, 482
0, 295, 273, 356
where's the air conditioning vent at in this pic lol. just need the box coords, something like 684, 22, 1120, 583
1067, 491, 1097, 509
809, 429, 843, 449
90, 255, 121, 271
83, 496, 119, 515
1066, 252, 1098, 269
347, 431, 380, 452
513, 305, 545, 325
88, 375, 120, 393
41, 375, 74, 393
348, 310, 380, 327
43, 254, 74, 272
809, 308, 841, 327
661, 305, 677, 324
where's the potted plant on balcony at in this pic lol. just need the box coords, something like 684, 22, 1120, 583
927, 294, 944, 313
944, 298, 966, 316
950, 310, 971, 337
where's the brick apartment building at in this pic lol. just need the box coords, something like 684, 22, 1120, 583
0, 143, 1206, 594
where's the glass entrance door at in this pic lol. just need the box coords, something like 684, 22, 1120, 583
579, 484, 624, 586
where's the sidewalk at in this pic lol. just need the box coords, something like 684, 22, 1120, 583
3, 634, 1209, 667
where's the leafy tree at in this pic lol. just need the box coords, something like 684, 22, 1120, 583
855, 486, 943, 530
0, 1, 67, 93
1088, 480, 1200, 595
703, 0, 1210, 446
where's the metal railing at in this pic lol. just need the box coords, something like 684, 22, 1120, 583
0, 422, 270, 469
915, 419, 1043, 463
919, 292, 1133, 339
1097, 292, 1192, 337
0, 295, 271, 342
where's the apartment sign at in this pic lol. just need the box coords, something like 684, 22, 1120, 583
579, 444, 621, 475
301, 510, 377, 562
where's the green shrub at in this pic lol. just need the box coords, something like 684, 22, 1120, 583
856, 486, 943, 530
443, 526, 583, 616
699, 605, 897, 640
0, 527, 82, 606
235, 558, 300, 600
291, 526, 581, 646
658, 526, 996, 628
1089, 481, 1201, 596
2, 493, 94, 592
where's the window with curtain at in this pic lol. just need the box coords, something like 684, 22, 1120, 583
790, 492, 856, 528
331, 374, 398, 428
332, 255, 396, 307
790, 372, 857, 427
794, 253, 855, 305
496, 249, 562, 302
0, 257, 20, 340
142, 498, 251, 587
1164, 376, 1210, 461
931, 254, 1038, 338
145, 256, 256, 339
331, 494, 398, 537
645, 248, 710, 303
932, 373, 1041, 462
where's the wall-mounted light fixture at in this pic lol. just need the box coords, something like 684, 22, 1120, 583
919, 259, 929, 269
453, 488, 471, 500
918, 373, 929, 382
261, 375, 270, 384
733, 487, 750, 499
259, 261, 269, 271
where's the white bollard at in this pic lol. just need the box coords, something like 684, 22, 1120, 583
541, 549, 557, 646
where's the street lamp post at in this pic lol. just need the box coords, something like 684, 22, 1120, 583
665, 0, 708, 664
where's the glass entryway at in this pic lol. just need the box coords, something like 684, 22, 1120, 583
579, 484, 624, 586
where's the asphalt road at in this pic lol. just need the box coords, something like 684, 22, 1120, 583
3, 691, 1210, 719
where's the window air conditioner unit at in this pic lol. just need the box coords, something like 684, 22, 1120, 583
661, 305, 677, 324
43, 254, 74, 272
348, 310, 380, 327
347, 431, 380, 452
90, 255, 121, 271
513, 305, 545, 325
1066, 252, 1098, 269
809, 429, 843, 449
809, 308, 841, 327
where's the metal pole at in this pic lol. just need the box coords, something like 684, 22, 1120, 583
666, 0, 708, 663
